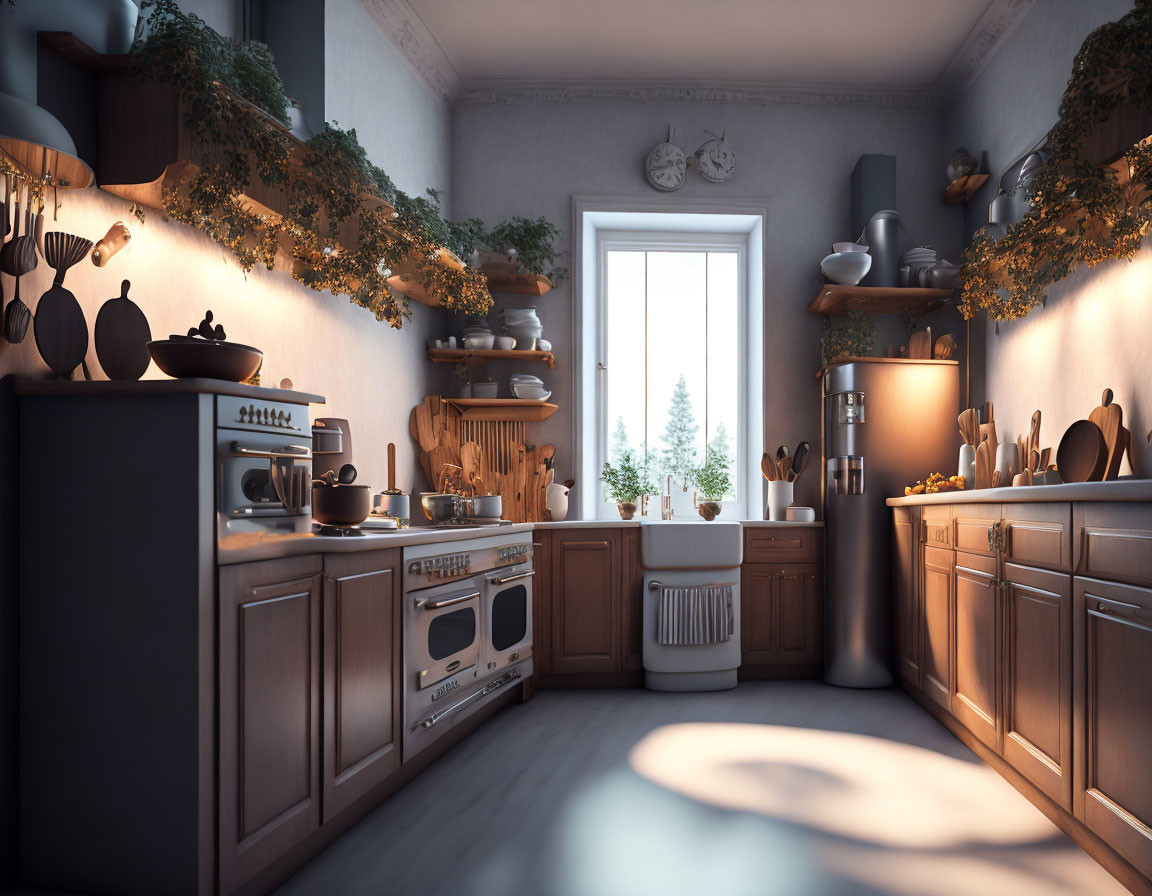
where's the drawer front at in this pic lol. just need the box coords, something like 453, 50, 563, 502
1075, 503, 1152, 588
921, 505, 952, 549
744, 527, 822, 564
1003, 503, 1072, 572
954, 504, 1002, 557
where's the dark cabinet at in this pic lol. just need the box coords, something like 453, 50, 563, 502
893, 506, 921, 689
952, 550, 1000, 751
922, 544, 953, 710
547, 530, 624, 675
1074, 575, 1152, 880
741, 565, 823, 671
1002, 562, 1072, 809
322, 551, 402, 822
218, 555, 323, 894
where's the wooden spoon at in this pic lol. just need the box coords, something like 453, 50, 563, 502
761, 452, 776, 482
790, 441, 810, 482
776, 445, 789, 479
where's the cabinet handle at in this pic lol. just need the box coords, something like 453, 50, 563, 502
1091, 598, 1149, 625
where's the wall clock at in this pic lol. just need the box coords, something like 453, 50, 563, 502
695, 130, 736, 183
645, 125, 687, 192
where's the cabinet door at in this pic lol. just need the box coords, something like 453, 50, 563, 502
550, 532, 621, 674
322, 551, 402, 822
219, 556, 322, 894
1075, 503, 1152, 589
741, 566, 777, 666
953, 551, 1000, 751
1002, 563, 1072, 809
893, 507, 921, 689
775, 565, 823, 666
1003, 503, 1072, 573
922, 545, 953, 710
622, 528, 644, 672
1074, 576, 1152, 880
954, 504, 1001, 557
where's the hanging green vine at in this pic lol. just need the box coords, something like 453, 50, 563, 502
961, 0, 1152, 321
127, 0, 562, 327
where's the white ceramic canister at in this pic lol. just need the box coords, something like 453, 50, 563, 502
766, 480, 794, 521
546, 482, 570, 521
958, 444, 976, 488
995, 442, 1019, 484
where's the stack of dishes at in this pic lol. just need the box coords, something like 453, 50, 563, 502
900, 247, 938, 287
509, 373, 551, 401
461, 322, 494, 350
501, 308, 543, 349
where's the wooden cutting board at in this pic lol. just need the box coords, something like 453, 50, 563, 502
34, 285, 89, 378
94, 280, 152, 380
1088, 389, 1125, 480
908, 328, 932, 360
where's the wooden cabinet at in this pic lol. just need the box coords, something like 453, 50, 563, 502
741, 565, 823, 671
1002, 562, 1072, 809
1075, 503, 1152, 588
744, 526, 821, 564
218, 555, 323, 894
952, 550, 1000, 750
953, 503, 1001, 557
322, 551, 402, 822
1003, 503, 1072, 572
622, 527, 644, 672
1074, 576, 1152, 880
922, 544, 954, 710
921, 504, 952, 549
893, 507, 921, 689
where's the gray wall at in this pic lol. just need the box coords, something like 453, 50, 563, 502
453, 99, 962, 512
0, 0, 452, 882
945, 0, 1149, 474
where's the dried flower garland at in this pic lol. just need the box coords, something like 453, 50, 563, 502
961, 0, 1152, 321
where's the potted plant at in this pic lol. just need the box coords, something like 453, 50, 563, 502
600, 450, 654, 520
820, 311, 877, 365
693, 438, 733, 521
485, 216, 569, 286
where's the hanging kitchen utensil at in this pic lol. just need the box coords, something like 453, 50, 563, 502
94, 280, 152, 380
33, 195, 46, 260
0, 175, 10, 244
34, 231, 95, 376
4, 186, 41, 344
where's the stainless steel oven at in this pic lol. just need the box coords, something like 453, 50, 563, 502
482, 562, 533, 673
402, 533, 534, 762
405, 577, 482, 691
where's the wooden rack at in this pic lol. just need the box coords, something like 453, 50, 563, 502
481, 261, 554, 296
442, 398, 557, 422
808, 285, 953, 316
427, 348, 556, 369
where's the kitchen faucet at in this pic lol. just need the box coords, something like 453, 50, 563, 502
661, 475, 674, 520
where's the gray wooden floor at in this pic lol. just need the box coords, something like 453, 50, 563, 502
276, 682, 1126, 896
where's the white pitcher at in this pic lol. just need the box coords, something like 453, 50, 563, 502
546, 482, 570, 521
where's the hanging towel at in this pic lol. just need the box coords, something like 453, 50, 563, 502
656, 585, 734, 646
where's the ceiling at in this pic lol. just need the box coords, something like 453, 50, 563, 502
410, 0, 994, 86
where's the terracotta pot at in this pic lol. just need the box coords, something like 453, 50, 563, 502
697, 501, 722, 521
617, 502, 637, 520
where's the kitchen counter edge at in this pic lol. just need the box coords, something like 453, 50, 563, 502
886, 478, 1152, 506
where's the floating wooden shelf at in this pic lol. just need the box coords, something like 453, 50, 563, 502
481, 261, 554, 296
809, 285, 953, 316
427, 348, 556, 368
442, 398, 558, 422
941, 173, 990, 206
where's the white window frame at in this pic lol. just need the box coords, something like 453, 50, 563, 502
595, 232, 748, 520
572, 197, 767, 522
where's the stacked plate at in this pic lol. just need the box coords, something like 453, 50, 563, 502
900, 247, 937, 287
461, 322, 494, 350
501, 308, 543, 349
509, 373, 551, 401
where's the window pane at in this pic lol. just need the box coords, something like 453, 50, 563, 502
706, 252, 739, 500
605, 251, 647, 469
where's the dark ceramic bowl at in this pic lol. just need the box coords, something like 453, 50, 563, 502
148, 338, 263, 382
312, 483, 371, 526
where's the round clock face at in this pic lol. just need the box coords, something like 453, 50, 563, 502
697, 139, 736, 183
646, 142, 687, 192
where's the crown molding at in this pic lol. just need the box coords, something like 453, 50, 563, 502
360, 0, 460, 102
366, 0, 1035, 109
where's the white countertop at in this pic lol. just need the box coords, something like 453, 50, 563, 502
886, 478, 1152, 507
219, 518, 827, 564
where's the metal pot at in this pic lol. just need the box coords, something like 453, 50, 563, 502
311, 423, 343, 454
465, 494, 502, 519
420, 492, 464, 523
312, 483, 371, 526
373, 491, 410, 527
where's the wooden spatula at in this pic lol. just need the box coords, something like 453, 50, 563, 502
761, 452, 776, 481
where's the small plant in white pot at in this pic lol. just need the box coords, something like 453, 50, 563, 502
693, 441, 733, 521
601, 450, 655, 520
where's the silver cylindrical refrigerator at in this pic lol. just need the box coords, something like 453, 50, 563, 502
822, 359, 959, 688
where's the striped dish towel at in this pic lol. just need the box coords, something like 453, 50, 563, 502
656, 585, 734, 646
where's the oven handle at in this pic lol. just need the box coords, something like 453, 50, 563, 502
414, 668, 522, 731
229, 441, 312, 460
489, 570, 535, 586
420, 591, 481, 610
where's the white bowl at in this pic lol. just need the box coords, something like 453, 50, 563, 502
785, 505, 816, 522
512, 385, 551, 400
493, 335, 516, 350
820, 252, 872, 286
472, 381, 498, 398
833, 241, 868, 254
462, 333, 495, 350
509, 373, 543, 384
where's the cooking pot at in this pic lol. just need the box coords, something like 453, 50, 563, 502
420, 492, 464, 523
312, 423, 344, 454
373, 491, 410, 527
312, 483, 371, 526
465, 494, 502, 520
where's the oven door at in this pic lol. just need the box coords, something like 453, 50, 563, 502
408, 578, 482, 690
217, 430, 312, 534
483, 563, 533, 672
